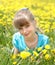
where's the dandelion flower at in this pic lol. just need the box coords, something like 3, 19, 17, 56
17, 54, 20, 56
44, 54, 51, 60
20, 51, 31, 59
54, 59, 55, 62
13, 61, 17, 65
37, 47, 42, 52
33, 51, 39, 57
31, 56, 35, 61
45, 44, 51, 49
12, 54, 16, 59
51, 49, 55, 54
42, 49, 47, 54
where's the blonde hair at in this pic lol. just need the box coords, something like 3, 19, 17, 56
13, 8, 43, 33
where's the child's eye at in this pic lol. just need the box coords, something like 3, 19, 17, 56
18, 24, 30, 30
25, 25, 30, 28
19, 27, 23, 30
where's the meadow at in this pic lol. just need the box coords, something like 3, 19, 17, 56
0, 0, 55, 65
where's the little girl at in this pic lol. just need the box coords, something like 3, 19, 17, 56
12, 8, 49, 55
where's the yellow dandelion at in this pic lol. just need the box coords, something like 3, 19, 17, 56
17, 54, 20, 56
45, 44, 51, 49
31, 56, 35, 61
33, 51, 39, 57
37, 47, 42, 52
51, 49, 55, 54
7, 18, 11, 22
42, 49, 47, 54
44, 54, 51, 60
44, 29, 49, 33
20, 51, 31, 59
12, 54, 16, 59
13, 61, 17, 65
54, 59, 55, 62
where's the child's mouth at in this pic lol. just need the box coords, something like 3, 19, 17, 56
24, 33, 30, 36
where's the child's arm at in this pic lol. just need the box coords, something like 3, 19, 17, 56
13, 47, 19, 55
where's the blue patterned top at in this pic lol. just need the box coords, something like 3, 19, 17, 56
12, 32, 49, 52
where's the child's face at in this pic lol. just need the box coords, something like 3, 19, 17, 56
18, 21, 36, 39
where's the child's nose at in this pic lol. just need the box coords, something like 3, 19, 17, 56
23, 29, 27, 33
23, 28, 27, 33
